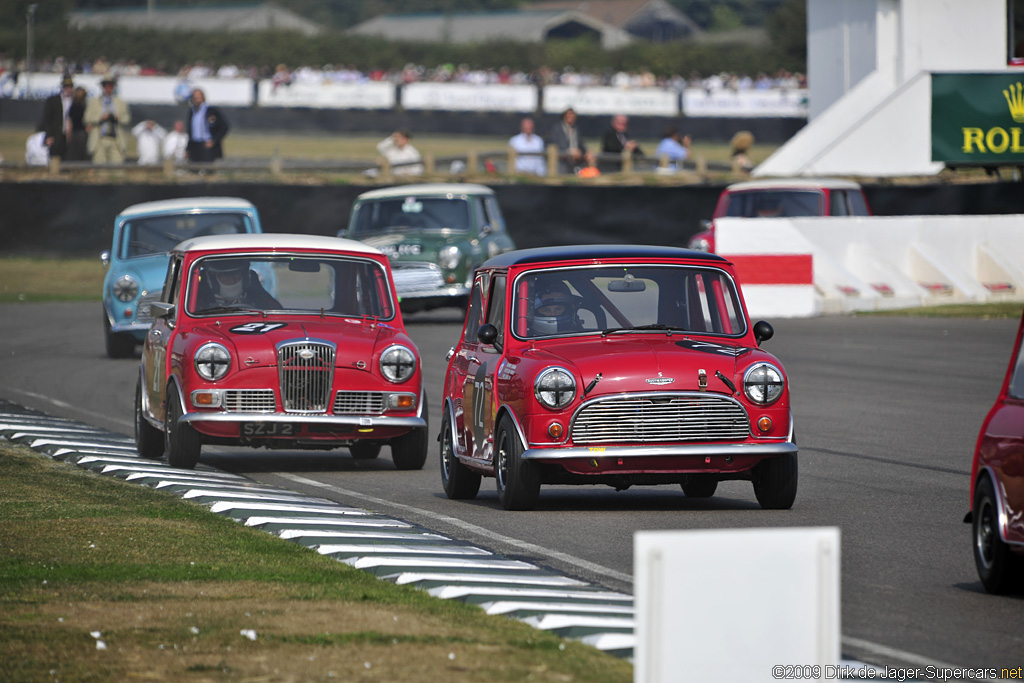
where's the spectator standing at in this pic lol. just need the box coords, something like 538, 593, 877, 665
376, 130, 423, 175
132, 120, 167, 165
162, 120, 189, 163
548, 108, 593, 174
508, 117, 546, 176
65, 86, 90, 162
84, 76, 131, 164
186, 88, 229, 162
600, 114, 644, 171
653, 127, 691, 171
730, 130, 755, 174
39, 74, 74, 160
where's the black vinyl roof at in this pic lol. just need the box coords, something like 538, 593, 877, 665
482, 244, 729, 269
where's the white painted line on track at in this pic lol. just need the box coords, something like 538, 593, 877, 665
277, 472, 635, 585
840, 636, 998, 681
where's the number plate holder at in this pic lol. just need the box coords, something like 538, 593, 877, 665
241, 422, 296, 437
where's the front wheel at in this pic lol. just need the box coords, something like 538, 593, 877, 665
390, 401, 428, 471
751, 452, 798, 510
349, 441, 382, 460
495, 414, 540, 511
681, 474, 718, 498
135, 378, 163, 460
104, 313, 135, 359
440, 412, 481, 499
973, 475, 1022, 594
164, 383, 201, 469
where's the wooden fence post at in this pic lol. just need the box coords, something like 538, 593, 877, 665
546, 144, 559, 176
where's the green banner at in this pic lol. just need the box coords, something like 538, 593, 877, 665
932, 73, 1024, 164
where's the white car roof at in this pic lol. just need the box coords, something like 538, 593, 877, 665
725, 178, 863, 192
356, 183, 494, 200
173, 233, 383, 257
117, 196, 256, 218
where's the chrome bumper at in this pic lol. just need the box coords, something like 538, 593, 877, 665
181, 412, 427, 430
521, 441, 797, 460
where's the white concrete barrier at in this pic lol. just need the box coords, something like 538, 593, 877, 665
716, 215, 1024, 318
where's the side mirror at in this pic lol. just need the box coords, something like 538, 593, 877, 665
336, 228, 348, 238
100, 250, 110, 268
753, 320, 774, 346
699, 219, 713, 230
151, 301, 176, 320
477, 323, 498, 345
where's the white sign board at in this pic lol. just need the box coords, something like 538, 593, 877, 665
634, 527, 840, 683
257, 80, 395, 109
682, 87, 809, 118
543, 85, 680, 116
401, 83, 537, 112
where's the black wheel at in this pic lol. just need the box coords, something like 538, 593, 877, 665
104, 313, 135, 359
390, 400, 428, 471
349, 441, 382, 460
751, 452, 798, 510
681, 474, 718, 498
973, 475, 1022, 594
495, 414, 540, 511
135, 378, 163, 460
440, 411, 481, 500
164, 384, 201, 469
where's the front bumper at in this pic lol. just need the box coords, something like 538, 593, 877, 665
181, 412, 426, 430
522, 441, 797, 461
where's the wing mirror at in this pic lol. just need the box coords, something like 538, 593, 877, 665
753, 320, 774, 346
100, 250, 110, 268
477, 323, 498, 345
151, 302, 176, 320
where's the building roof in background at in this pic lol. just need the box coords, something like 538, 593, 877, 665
524, 0, 703, 41
68, 2, 322, 36
347, 9, 634, 48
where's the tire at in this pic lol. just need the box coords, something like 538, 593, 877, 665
390, 401, 428, 471
973, 475, 1022, 594
164, 383, 201, 469
495, 414, 540, 511
104, 313, 135, 359
135, 378, 163, 460
752, 452, 798, 510
440, 412, 481, 500
681, 474, 718, 498
349, 441, 382, 460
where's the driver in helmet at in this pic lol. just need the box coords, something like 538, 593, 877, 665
530, 280, 580, 336
197, 258, 280, 311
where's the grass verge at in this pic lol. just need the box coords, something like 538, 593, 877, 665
0, 441, 632, 682
0, 257, 103, 303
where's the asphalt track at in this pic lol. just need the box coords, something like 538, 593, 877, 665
2, 301, 1022, 673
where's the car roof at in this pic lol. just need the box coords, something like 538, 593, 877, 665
117, 196, 257, 218
725, 178, 863, 192
482, 244, 729, 269
172, 233, 383, 257
355, 183, 495, 201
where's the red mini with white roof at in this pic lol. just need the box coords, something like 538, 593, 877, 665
439, 245, 797, 511
135, 233, 427, 470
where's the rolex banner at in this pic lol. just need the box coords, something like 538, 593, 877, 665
932, 73, 1024, 164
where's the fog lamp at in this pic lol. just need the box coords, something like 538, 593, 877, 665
757, 416, 773, 433
190, 390, 222, 408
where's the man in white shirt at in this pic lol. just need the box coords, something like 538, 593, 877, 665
376, 130, 423, 175
509, 117, 546, 176
162, 120, 189, 163
26, 131, 49, 166
132, 120, 166, 165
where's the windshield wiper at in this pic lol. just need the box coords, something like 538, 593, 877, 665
196, 306, 265, 316
601, 324, 689, 337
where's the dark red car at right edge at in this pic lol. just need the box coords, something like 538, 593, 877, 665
968, 309, 1024, 594
439, 245, 797, 511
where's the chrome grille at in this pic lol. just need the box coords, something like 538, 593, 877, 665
223, 389, 276, 412
135, 292, 162, 323
571, 393, 750, 444
392, 262, 445, 294
333, 391, 386, 415
278, 341, 335, 413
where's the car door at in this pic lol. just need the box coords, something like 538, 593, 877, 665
142, 256, 182, 424
466, 273, 506, 465
451, 276, 486, 458
989, 319, 1024, 543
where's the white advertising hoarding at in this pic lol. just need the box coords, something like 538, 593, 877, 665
543, 85, 680, 116
682, 87, 809, 118
257, 80, 395, 109
401, 83, 537, 112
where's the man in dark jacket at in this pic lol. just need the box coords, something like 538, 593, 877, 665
185, 88, 229, 162
40, 74, 75, 160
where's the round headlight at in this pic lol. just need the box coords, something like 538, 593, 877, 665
438, 245, 461, 270
113, 274, 139, 302
194, 343, 231, 381
534, 367, 576, 410
743, 363, 784, 405
380, 344, 416, 383
689, 236, 711, 253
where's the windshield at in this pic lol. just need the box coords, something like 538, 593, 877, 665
120, 212, 251, 259
724, 190, 824, 218
186, 254, 395, 320
349, 197, 471, 235
511, 265, 745, 340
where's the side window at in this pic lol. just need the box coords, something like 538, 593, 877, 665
161, 257, 181, 304
1009, 337, 1024, 400
848, 190, 870, 216
830, 190, 850, 216
484, 196, 507, 232
463, 279, 485, 344
485, 275, 507, 347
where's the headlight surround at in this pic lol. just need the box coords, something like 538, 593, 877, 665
438, 245, 462, 270
380, 344, 417, 383
689, 236, 711, 252
743, 362, 784, 405
194, 343, 231, 381
113, 274, 139, 302
534, 367, 576, 410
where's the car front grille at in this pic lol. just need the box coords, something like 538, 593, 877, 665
333, 391, 386, 415
135, 292, 162, 323
391, 262, 445, 293
278, 341, 336, 413
570, 393, 750, 444
222, 389, 276, 412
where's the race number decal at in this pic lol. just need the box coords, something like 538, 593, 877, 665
674, 339, 751, 357
230, 322, 287, 335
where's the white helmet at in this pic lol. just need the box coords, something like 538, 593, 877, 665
531, 282, 576, 336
